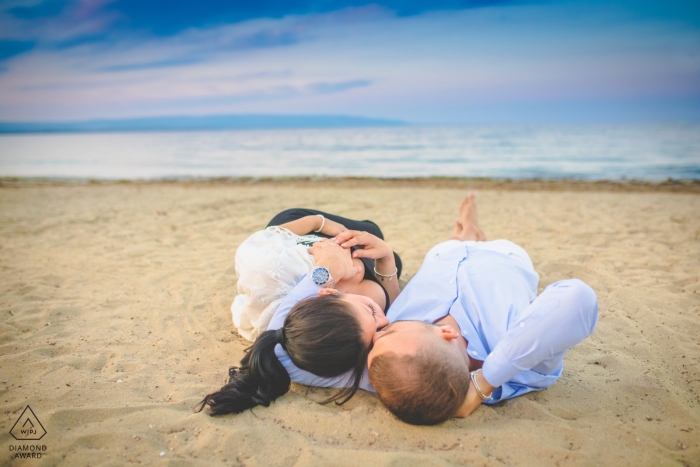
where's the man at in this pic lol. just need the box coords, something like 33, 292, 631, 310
361, 194, 598, 425
269, 194, 598, 425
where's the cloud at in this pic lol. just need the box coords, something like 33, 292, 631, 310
0, 0, 120, 49
0, 0, 518, 48
98, 57, 202, 72
99, 0, 520, 36
140, 79, 375, 107
0, 40, 35, 60
306, 79, 372, 94
0, 1, 698, 123
7, 0, 66, 20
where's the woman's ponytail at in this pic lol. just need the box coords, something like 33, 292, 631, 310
196, 329, 291, 415
198, 294, 366, 416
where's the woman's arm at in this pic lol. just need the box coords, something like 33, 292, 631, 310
308, 240, 363, 282
373, 254, 400, 304
280, 215, 348, 237
334, 230, 400, 304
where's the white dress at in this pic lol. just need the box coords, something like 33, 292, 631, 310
231, 227, 324, 341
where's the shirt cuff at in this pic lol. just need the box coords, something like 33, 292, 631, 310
481, 353, 517, 390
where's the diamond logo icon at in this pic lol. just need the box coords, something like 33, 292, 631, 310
10, 406, 47, 441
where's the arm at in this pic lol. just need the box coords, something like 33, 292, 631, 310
334, 230, 400, 304
280, 215, 348, 237
454, 278, 599, 416
481, 279, 598, 395
308, 239, 363, 282
455, 370, 496, 418
373, 254, 400, 304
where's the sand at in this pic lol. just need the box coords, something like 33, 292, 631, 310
0, 179, 698, 466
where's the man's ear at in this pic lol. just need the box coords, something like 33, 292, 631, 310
438, 325, 460, 341
318, 288, 339, 296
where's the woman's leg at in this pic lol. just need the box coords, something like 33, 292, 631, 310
267, 208, 385, 238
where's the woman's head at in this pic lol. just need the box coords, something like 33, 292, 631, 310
284, 292, 388, 375
330, 291, 390, 343
197, 292, 387, 416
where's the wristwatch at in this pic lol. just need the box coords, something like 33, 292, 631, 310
311, 266, 336, 288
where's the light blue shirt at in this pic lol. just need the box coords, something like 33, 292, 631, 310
268, 240, 587, 403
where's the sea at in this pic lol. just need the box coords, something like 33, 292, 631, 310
0, 123, 698, 180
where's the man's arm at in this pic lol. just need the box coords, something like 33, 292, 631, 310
308, 239, 362, 282
455, 370, 496, 418
480, 279, 599, 401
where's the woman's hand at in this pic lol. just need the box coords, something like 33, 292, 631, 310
334, 230, 399, 305
334, 230, 393, 260
308, 239, 362, 281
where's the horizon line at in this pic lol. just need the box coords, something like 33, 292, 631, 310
1, 114, 699, 134
0, 114, 407, 134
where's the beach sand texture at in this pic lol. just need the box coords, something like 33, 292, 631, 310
0, 180, 698, 466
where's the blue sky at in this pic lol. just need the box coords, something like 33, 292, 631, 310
0, 0, 698, 124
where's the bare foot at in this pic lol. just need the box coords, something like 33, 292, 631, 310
452, 220, 464, 239
453, 193, 486, 241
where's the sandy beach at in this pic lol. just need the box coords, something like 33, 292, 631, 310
0, 178, 698, 466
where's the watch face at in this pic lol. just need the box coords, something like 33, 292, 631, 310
311, 267, 330, 285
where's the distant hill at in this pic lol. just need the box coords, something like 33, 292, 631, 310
0, 114, 406, 134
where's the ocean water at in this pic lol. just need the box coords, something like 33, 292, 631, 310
0, 123, 698, 180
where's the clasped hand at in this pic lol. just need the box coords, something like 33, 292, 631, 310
333, 230, 392, 260
308, 239, 362, 281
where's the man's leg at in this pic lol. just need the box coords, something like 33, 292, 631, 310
528, 279, 599, 374
483, 279, 599, 387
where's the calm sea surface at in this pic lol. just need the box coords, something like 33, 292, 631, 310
0, 123, 698, 180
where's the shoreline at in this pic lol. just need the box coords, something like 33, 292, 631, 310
2, 176, 700, 193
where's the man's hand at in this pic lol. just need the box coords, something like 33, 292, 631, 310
308, 239, 362, 281
454, 380, 484, 418
454, 370, 496, 418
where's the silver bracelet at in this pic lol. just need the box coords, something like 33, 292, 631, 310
314, 214, 325, 233
470, 369, 493, 401
373, 266, 398, 281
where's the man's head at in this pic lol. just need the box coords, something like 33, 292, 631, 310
367, 321, 471, 425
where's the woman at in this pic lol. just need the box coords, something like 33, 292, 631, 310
232, 208, 401, 341
197, 209, 402, 415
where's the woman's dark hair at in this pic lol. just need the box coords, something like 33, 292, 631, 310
196, 294, 368, 415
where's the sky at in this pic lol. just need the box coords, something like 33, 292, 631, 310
0, 0, 699, 124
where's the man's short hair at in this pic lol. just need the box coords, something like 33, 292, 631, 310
368, 338, 471, 425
